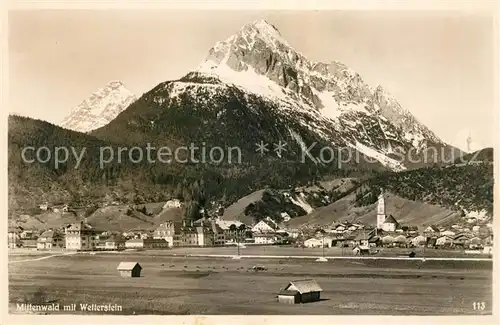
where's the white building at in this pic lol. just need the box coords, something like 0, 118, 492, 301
304, 238, 323, 248
436, 235, 453, 246
252, 219, 277, 233
125, 238, 144, 249
381, 215, 399, 232
105, 236, 125, 250
376, 192, 386, 229
441, 230, 456, 237
37, 230, 64, 250
163, 199, 182, 209
254, 233, 277, 245
466, 218, 477, 224
196, 226, 214, 247
281, 212, 291, 222
65, 222, 98, 250
304, 237, 333, 248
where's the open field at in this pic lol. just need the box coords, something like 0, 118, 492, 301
124, 245, 491, 258
9, 251, 492, 315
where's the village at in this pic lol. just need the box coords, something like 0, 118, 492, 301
7, 193, 494, 312
7, 194, 494, 256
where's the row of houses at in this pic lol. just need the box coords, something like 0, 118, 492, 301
8, 224, 171, 251
321, 219, 418, 238
9, 215, 297, 250
422, 225, 491, 237
304, 228, 493, 250
9, 222, 108, 251
152, 217, 294, 247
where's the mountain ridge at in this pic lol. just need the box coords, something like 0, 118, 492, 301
8, 19, 474, 230
196, 20, 443, 150
93, 19, 459, 171
60, 80, 137, 133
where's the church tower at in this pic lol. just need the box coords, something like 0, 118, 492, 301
376, 190, 386, 229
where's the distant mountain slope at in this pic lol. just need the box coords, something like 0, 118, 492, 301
8, 114, 371, 221
221, 189, 265, 223
10, 211, 81, 231
286, 192, 463, 228
353, 164, 493, 215
454, 147, 493, 164
8, 115, 173, 216
220, 178, 359, 225
92, 19, 459, 172
220, 163, 493, 227
60, 81, 137, 133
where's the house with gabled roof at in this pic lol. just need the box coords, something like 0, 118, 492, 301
117, 262, 142, 277
335, 224, 346, 232
468, 237, 482, 249
352, 230, 373, 247
252, 219, 278, 233
209, 219, 226, 246
277, 279, 323, 304
381, 215, 399, 232
105, 235, 126, 250
347, 224, 358, 232
441, 230, 456, 237
368, 235, 381, 247
436, 235, 454, 247
196, 226, 214, 247
153, 221, 181, 247
8, 226, 23, 249
453, 233, 470, 247
65, 221, 97, 250
426, 237, 437, 248
37, 229, 64, 250
254, 232, 279, 245
304, 236, 335, 248
480, 234, 493, 246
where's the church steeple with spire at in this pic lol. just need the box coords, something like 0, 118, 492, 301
376, 189, 386, 229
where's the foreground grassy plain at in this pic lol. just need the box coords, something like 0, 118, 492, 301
8, 250, 492, 315
126, 245, 491, 258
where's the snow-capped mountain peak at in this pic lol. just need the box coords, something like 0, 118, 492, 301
241, 19, 290, 48
134, 20, 454, 171
193, 20, 444, 158
60, 81, 137, 133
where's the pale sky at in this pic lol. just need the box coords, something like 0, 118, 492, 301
8, 10, 495, 151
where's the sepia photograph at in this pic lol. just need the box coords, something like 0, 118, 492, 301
4, 1, 498, 321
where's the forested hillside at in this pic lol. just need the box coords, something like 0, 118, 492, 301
354, 163, 493, 214
8, 115, 376, 219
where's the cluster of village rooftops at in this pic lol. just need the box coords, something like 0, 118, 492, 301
8, 194, 493, 252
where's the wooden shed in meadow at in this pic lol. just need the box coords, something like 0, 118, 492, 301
277, 279, 323, 304
117, 262, 142, 277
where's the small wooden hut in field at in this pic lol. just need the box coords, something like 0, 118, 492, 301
117, 262, 142, 277
277, 279, 323, 304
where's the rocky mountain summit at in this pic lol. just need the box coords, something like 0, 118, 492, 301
60, 81, 137, 133
95, 19, 455, 171
198, 20, 441, 145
